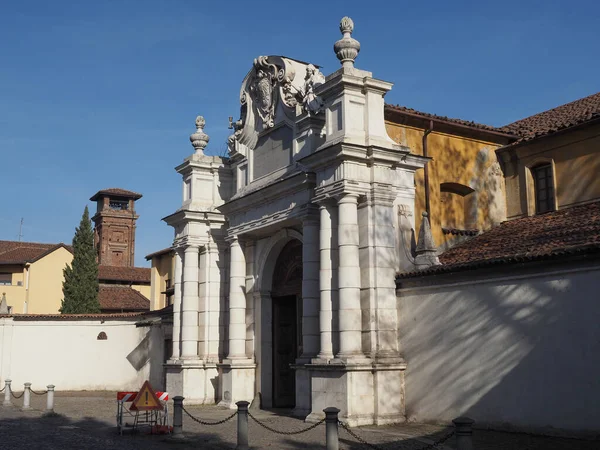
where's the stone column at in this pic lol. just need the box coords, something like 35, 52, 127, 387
171, 248, 183, 359
227, 237, 247, 359
336, 193, 363, 359
206, 240, 222, 362
181, 244, 200, 359
316, 203, 335, 360
245, 242, 256, 359
301, 217, 320, 360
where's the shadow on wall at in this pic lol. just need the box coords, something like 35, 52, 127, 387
126, 326, 165, 390
398, 267, 600, 436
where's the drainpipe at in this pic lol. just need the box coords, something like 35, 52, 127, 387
422, 120, 433, 218
24, 263, 30, 314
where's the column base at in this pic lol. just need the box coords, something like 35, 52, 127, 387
306, 360, 407, 427
165, 359, 216, 404
290, 363, 311, 418
217, 359, 256, 409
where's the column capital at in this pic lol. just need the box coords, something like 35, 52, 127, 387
337, 192, 360, 204
225, 234, 243, 244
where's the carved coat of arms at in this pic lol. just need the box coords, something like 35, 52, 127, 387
250, 56, 278, 129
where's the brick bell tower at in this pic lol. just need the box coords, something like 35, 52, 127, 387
90, 188, 142, 267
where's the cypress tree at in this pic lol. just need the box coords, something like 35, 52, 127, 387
60, 206, 100, 314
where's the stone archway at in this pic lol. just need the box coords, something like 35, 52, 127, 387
254, 230, 303, 409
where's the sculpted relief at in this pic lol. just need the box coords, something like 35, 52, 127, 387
228, 56, 325, 154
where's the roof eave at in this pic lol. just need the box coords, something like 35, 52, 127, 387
384, 106, 518, 145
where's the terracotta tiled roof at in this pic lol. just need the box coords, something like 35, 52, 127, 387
98, 265, 151, 283
441, 228, 480, 237
399, 200, 600, 278
385, 104, 511, 134
98, 285, 150, 312
501, 91, 600, 143
0, 240, 72, 265
0, 312, 144, 320
90, 188, 142, 201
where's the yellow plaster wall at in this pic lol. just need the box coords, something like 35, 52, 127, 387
26, 247, 73, 314
0, 265, 27, 313
149, 253, 173, 311
131, 283, 151, 300
502, 123, 600, 219
386, 122, 505, 248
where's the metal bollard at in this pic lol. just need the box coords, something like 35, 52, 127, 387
172, 396, 184, 438
45, 385, 55, 413
453, 417, 474, 450
236, 401, 249, 450
22, 383, 32, 410
3, 379, 12, 406
324, 407, 340, 450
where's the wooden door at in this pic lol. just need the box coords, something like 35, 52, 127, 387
272, 296, 297, 408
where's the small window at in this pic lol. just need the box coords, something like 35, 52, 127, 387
0, 273, 11, 286
532, 164, 555, 213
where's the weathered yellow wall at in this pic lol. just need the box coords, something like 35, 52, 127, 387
27, 247, 73, 314
1, 265, 26, 313
149, 253, 173, 311
502, 123, 600, 219
131, 283, 151, 300
386, 122, 505, 248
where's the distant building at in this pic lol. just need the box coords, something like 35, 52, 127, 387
0, 188, 151, 314
0, 241, 73, 314
91, 188, 142, 267
91, 188, 151, 312
145, 247, 174, 311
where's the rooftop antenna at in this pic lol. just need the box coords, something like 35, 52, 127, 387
18, 218, 24, 242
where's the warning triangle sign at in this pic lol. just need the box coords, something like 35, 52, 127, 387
130, 381, 163, 411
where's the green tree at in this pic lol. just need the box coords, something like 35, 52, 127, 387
60, 206, 100, 314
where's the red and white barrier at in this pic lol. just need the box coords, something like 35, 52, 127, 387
117, 391, 169, 402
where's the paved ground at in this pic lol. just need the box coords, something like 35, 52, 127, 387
0, 391, 599, 449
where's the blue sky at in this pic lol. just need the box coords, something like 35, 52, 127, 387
1, 0, 598, 266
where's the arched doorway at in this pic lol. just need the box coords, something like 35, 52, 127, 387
271, 239, 302, 408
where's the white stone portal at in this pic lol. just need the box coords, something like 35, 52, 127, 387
164, 17, 428, 424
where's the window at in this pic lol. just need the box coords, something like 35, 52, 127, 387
109, 200, 129, 210
0, 273, 11, 285
439, 182, 476, 230
532, 164, 555, 213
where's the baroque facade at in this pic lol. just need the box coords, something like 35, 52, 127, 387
163, 18, 427, 425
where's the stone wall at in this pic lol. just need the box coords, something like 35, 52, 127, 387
0, 317, 165, 392
397, 262, 600, 435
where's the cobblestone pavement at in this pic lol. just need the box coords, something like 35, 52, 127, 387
0, 391, 599, 449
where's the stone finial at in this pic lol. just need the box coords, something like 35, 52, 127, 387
190, 115, 210, 155
334, 17, 361, 68
414, 212, 441, 269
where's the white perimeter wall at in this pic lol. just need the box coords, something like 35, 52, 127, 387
0, 319, 165, 392
398, 264, 600, 434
